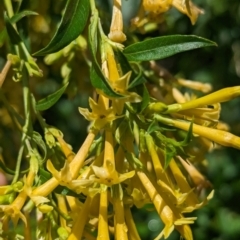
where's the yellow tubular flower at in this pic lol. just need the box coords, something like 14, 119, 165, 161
177, 119, 240, 149
79, 98, 121, 130
0, 163, 36, 226
0, 199, 27, 226
178, 156, 212, 191
33, 131, 97, 197
138, 170, 197, 240
57, 136, 75, 162
56, 194, 70, 232
166, 86, 240, 113
172, 103, 221, 127
97, 186, 110, 240
68, 196, 92, 240
113, 193, 128, 240
177, 79, 212, 93
47, 160, 94, 194
105, 45, 141, 114
145, 134, 170, 183
156, 115, 240, 149
108, 0, 126, 43
168, 159, 199, 206
124, 207, 141, 240
92, 131, 135, 185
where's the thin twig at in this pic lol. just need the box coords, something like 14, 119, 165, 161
0, 60, 11, 88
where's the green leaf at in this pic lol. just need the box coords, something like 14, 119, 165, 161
130, 84, 150, 114
128, 67, 146, 89
125, 152, 144, 170
11, 10, 38, 23
34, 0, 90, 56
140, 84, 150, 112
123, 35, 217, 62
0, 11, 38, 46
164, 146, 176, 169
36, 82, 69, 111
181, 120, 193, 146
90, 67, 123, 97
115, 118, 132, 144
139, 129, 147, 153
147, 119, 162, 134
32, 131, 47, 163
113, 48, 146, 89
4, 12, 22, 45
88, 13, 123, 98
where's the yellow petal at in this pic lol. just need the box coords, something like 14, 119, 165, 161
172, 0, 204, 24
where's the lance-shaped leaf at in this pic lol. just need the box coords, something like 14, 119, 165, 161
34, 0, 90, 56
123, 35, 217, 62
35, 82, 68, 111
1, 10, 38, 46
32, 131, 47, 163
11, 10, 38, 23
4, 13, 22, 45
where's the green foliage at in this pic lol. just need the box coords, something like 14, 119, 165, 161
35, 82, 69, 111
34, 0, 90, 56
0, 0, 240, 239
123, 35, 217, 61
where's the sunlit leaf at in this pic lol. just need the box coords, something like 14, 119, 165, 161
123, 35, 217, 62
35, 82, 69, 111
34, 0, 90, 55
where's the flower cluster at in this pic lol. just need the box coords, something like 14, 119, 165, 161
0, 0, 239, 240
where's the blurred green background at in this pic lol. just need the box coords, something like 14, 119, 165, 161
0, 0, 240, 239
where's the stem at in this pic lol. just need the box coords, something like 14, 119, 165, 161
0, 60, 11, 88
30, 94, 48, 129
4, 0, 14, 17
89, 0, 97, 13
11, 145, 24, 184
22, 68, 33, 136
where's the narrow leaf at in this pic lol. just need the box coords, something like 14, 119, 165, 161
90, 67, 122, 97
0, 10, 38, 46
36, 82, 69, 111
140, 85, 150, 112
32, 131, 47, 163
34, 0, 90, 56
4, 13, 22, 45
147, 119, 162, 134
11, 10, 38, 23
123, 35, 217, 62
